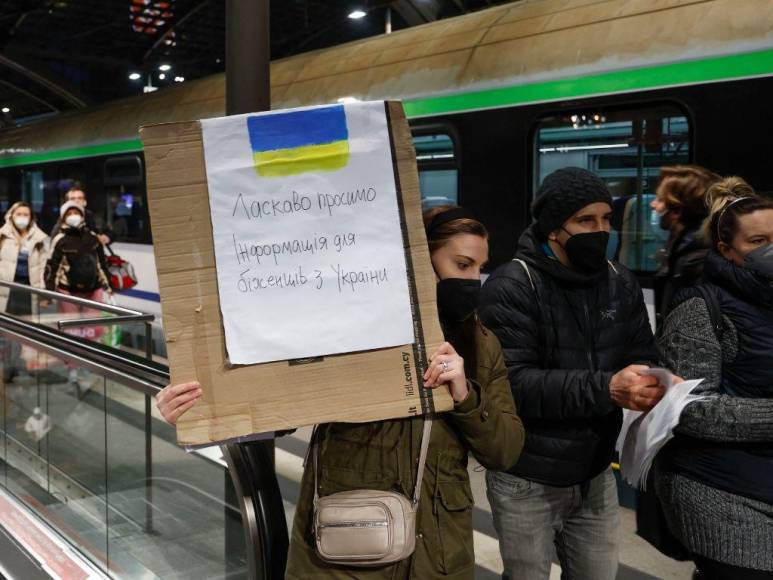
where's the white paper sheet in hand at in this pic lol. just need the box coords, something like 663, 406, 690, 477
200, 102, 414, 365
616, 379, 707, 490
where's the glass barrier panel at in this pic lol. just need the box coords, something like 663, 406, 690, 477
1, 338, 109, 568
0, 332, 246, 578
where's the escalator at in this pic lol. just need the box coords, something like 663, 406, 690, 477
0, 283, 287, 579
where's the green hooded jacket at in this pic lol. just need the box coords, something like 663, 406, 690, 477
286, 322, 525, 579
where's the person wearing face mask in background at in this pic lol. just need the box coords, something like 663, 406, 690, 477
0, 202, 50, 383
45, 201, 113, 392
479, 167, 665, 580
655, 178, 773, 580
155, 206, 524, 579
651, 165, 720, 328
49, 185, 114, 246
0, 202, 49, 317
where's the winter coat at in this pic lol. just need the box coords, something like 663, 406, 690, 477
285, 322, 525, 580
656, 251, 773, 570
478, 225, 658, 486
0, 220, 49, 311
653, 222, 708, 327
45, 223, 112, 293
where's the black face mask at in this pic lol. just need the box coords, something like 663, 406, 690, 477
562, 230, 610, 273
745, 243, 773, 280
658, 211, 672, 231
437, 278, 481, 324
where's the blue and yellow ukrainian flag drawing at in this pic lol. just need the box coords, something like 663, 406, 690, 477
247, 105, 350, 178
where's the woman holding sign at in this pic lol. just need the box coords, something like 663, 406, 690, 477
157, 206, 525, 579
656, 178, 773, 579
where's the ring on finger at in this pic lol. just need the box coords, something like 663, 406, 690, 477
441, 361, 449, 372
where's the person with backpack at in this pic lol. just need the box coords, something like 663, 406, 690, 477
478, 167, 665, 580
45, 200, 113, 340
655, 177, 773, 579
50, 184, 114, 246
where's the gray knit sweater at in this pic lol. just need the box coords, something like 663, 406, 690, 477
656, 297, 773, 571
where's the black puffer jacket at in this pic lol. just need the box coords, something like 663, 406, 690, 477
479, 225, 658, 486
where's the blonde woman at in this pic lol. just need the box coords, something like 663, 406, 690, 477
656, 177, 773, 579
0, 201, 49, 316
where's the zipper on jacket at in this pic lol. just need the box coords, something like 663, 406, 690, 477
582, 297, 597, 373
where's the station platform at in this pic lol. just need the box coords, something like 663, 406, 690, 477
0, 281, 693, 580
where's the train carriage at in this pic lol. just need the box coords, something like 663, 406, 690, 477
0, 0, 771, 328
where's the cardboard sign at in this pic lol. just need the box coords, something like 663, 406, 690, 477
141, 101, 452, 445
200, 102, 414, 365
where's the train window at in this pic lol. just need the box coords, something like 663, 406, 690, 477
103, 155, 143, 187
0, 173, 11, 214
20, 168, 58, 225
412, 131, 459, 208
103, 155, 150, 244
534, 105, 690, 272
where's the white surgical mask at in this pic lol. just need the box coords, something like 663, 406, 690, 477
65, 215, 83, 228
12, 217, 29, 230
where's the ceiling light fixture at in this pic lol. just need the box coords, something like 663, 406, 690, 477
158, 73, 166, 80
129, 72, 141, 80
348, 9, 366, 19
174, 76, 185, 82
158, 64, 171, 71
1, 107, 9, 114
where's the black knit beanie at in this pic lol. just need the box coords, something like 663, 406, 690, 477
532, 167, 613, 240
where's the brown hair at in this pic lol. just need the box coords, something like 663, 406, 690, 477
658, 165, 720, 224
64, 182, 85, 201
422, 205, 488, 381
422, 205, 488, 253
703, 177, 773, 246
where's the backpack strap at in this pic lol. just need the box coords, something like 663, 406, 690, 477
512, 258, 552, 367
694, 285, 724, 342
512, 259, 535, 292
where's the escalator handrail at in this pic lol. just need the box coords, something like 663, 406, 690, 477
0, 280, 148, 317
0, 313, 168, 395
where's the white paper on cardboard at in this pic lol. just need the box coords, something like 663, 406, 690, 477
200, 101, 414, 365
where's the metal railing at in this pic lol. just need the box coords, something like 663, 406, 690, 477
0, 280, 155, 360
0, 281, 288, 579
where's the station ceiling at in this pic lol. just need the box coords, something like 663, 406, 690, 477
0, 0, 518, 127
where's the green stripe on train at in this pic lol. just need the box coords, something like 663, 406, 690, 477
2, 47, 773, 168
0, 139, 144, 168
403, 47, 773, 117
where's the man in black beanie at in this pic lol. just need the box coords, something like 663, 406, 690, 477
479, 167, 664, 580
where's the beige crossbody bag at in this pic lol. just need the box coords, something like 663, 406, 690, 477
311, 419, 432, 567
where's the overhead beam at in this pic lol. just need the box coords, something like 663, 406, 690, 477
0, 54, 87, 109
5, 46, 128, 68
390, 0, 443, 25
0, 79, 60, 113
